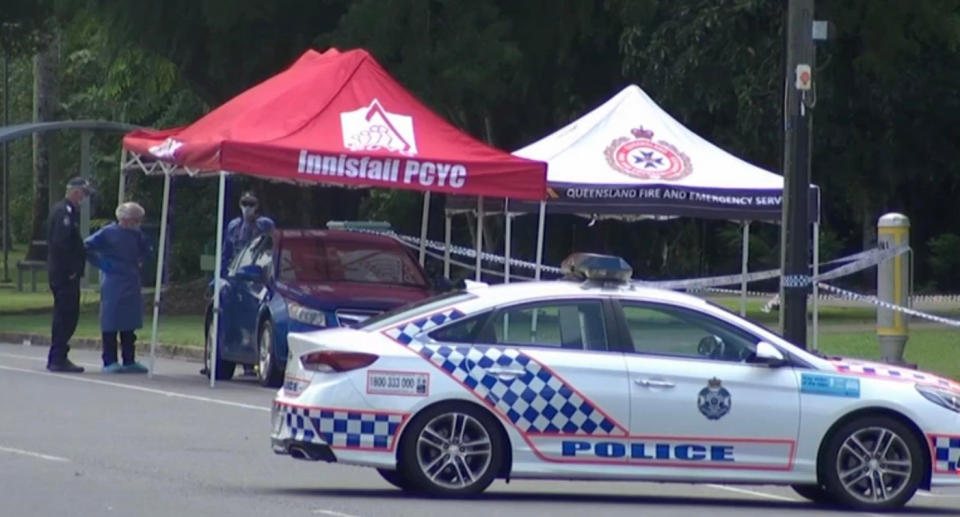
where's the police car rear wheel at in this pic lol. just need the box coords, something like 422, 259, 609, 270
790, 484, 835, 504
401, 403, 503, 495
821, 416, 922, 510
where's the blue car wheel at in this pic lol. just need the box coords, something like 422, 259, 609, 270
258, 319, 284, 388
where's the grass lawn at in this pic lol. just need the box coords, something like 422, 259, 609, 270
818, 329, 960, 382
708, 296, 960, 324
1, 286, 956, 380
0, 310, 205, 348
0, 285, 101, 313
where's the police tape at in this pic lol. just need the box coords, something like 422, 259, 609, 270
346, 227, 911, 294
382, 228, 960, 329
408, 243, 541, 281
817, 283, 960, 329
693, 287, 960, 306
344, 228, 565, 275
635, 245, 909, 291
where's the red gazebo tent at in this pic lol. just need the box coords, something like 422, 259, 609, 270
120, 48, 547, 384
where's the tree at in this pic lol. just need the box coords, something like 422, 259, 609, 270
25, 28, 59, 261
0, 0, 53, 56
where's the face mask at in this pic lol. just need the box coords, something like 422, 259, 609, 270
241, 206, 256, 219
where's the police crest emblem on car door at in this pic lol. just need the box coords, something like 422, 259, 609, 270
697, 377, 731, 420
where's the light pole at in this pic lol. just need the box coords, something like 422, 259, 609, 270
2, 53, 10, 283
780, 0, 815, 348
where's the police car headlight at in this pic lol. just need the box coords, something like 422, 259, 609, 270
916, 384, 960, 413
287, 301, 327, 327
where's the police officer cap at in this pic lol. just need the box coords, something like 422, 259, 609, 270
66, 176, 95, 194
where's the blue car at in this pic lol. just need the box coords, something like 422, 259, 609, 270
205, 229, 432, 386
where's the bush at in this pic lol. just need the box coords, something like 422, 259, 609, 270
926, 233, 960, 291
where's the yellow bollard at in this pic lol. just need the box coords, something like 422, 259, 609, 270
877, 213, 910, 364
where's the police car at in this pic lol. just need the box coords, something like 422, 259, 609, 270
271, 253, 960, 511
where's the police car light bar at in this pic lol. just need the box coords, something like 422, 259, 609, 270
326, 220, 393, 232
561, 253, 633, 283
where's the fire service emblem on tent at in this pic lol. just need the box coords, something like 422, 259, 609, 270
604, 126, 692, 181
340, 99, 418, 156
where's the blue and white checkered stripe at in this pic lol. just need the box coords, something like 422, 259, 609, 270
933, 435, 960, 473
384, 308, 466, 344
385, 310, 624, 436
280, 404, 404, 449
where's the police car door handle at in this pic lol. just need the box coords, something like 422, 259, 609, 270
635, 379, 675, 389
486, 366, 525, 378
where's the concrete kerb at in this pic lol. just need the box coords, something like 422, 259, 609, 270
0, 332, 204, 362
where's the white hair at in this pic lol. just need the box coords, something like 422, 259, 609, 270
116, 202, 145, 221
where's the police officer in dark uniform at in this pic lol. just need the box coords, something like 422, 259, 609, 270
46, 177, 94, 373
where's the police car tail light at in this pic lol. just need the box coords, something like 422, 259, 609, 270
561, 253, 633, 283
300, 350, 378, 373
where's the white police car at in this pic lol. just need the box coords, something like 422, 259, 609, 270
271, 253, 960, 511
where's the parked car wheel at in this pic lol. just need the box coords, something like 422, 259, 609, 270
204, 318, 235, 381
258, 319, 283, 388
399, 402, 503, 496
821, 416, 924, 510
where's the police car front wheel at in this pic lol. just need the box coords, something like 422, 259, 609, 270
377, 468, 416, 491
400, 402, 504, 495
790, 484, 835, 504
821, 416, 924, 510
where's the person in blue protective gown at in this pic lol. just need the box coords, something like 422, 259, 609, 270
222, 191, 275, 274
222, 190, 274, 377
85, 202, 151, 373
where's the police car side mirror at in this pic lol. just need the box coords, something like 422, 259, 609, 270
234, 264, 265, 282
754, 341, 786, 366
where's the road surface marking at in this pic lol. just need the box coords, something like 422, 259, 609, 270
0, 363, 269, 412
313, 510, 363, 517
706, 484, 799, 502
0, 351, 98, 368
0, 445, 70, 462
917, 491, 960, 498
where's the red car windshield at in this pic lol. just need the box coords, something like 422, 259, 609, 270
278, 237, 427, 288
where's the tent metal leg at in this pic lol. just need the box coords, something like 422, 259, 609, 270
443, 211, 451, 279
504, 198, 511, 283
210, 171, 227, 388
118, 148, 127, 204
148, 172, 172, 377
812, 221, 820, 351
741, 221, 750, 317
534, 200, 546, 280
475, 197, 484, 281
418, 191, 430, 266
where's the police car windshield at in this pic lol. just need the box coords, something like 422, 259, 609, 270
358, 291, 475, 331
279, 237, 427, 287
703, 299, 782, 335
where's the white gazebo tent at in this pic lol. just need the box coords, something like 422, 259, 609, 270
446, 85, 821, 341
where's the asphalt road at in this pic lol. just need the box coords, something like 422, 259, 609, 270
1, 342, 958, 517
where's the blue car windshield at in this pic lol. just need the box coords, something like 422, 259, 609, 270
278, 237, 427, 287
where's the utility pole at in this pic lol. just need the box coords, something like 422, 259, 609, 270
2, 54, 9, 282
780, 0, 814, 348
